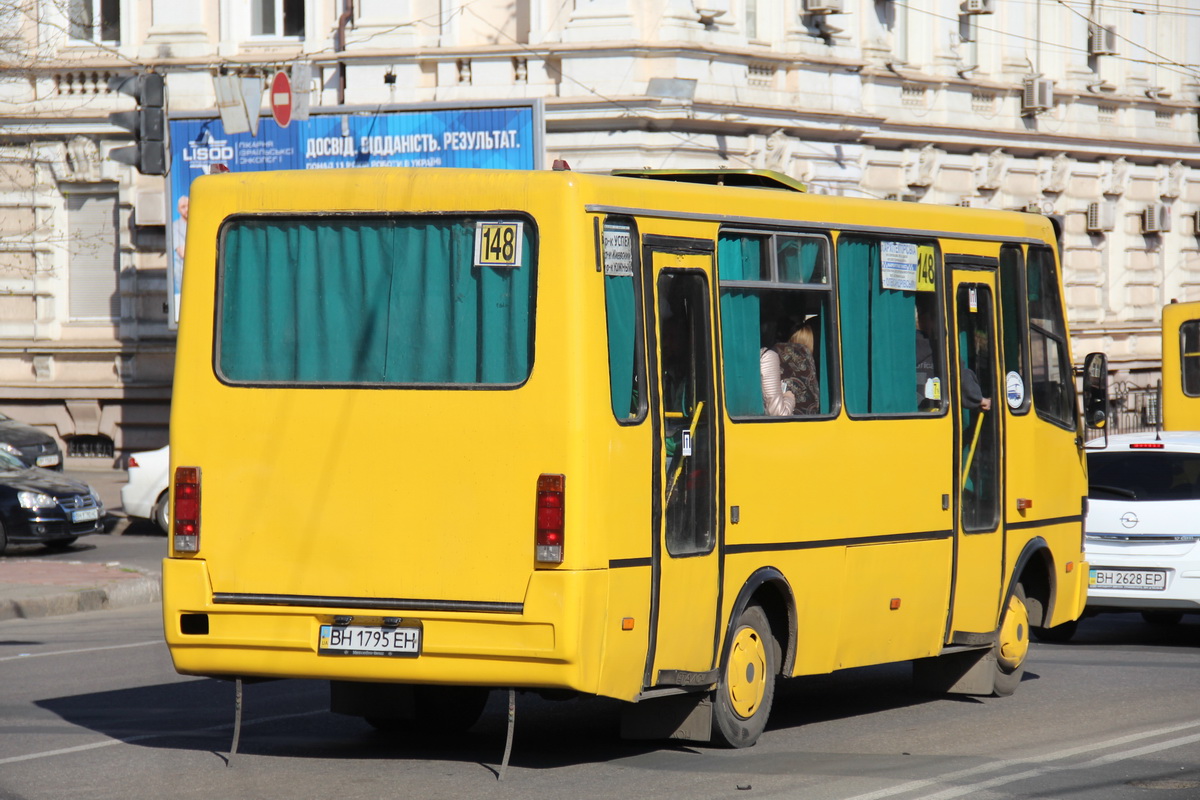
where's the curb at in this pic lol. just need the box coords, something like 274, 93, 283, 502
0, 574, 161, 622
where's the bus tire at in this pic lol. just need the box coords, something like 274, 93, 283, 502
1032, 618, 1078, 643
993, 584, 1030, 697
712, 604, 776, 748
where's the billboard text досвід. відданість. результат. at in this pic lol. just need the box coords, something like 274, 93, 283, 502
165, 101, 544, 325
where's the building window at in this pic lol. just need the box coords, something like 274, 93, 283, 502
67, 435, 115, 459
66, 190, 120, 323
252, 0, 305, 37
69, 0, 120, 43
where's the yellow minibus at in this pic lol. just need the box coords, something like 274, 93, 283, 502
1162, 300, 1200, 431
163, 166, 1099, 747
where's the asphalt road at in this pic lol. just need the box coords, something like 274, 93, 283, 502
1, 591, 1198, 800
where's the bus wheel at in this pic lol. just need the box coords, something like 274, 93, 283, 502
1032, 618, 1078, 643
993, 584, 1030, 697
713, 604, 776, 748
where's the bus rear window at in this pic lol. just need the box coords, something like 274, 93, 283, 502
216, 215, 535, 386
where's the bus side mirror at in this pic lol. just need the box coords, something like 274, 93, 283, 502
1082, 352, 1109, 429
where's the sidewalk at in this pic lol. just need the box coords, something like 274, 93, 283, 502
0, 558, 161, 621
0, 465, 162, 622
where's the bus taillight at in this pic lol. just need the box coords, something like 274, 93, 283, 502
174, 466, 201, 553
536, 473, 565, 564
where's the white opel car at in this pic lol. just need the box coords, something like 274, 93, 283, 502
121, 445, 169, 532
1071, 431, 1200, 636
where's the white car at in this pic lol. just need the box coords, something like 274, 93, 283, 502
121, 445, 169, 532
1040, 431, 1200, 641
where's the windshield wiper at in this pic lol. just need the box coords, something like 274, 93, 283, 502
1088, 484, 1137, 499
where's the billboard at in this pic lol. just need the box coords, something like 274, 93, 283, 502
166, 100, 544, 326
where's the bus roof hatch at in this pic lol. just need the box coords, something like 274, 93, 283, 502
610, 168, 807, 193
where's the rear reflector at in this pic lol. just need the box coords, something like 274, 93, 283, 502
1130, 442, 1164, 449
174, 466, 201, 553
536, 473, 565, 564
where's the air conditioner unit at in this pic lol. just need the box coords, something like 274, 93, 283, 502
1141, 204, 1171, 234
1021, 78, 1054, 114
1088, 24, 1117, 56
804, 0, 843, 14
1086, 201, 1115, 233
964, 0, 994, 14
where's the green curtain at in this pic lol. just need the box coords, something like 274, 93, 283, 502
838, 238, 872, 414
837, 237, 917, 414
718, 235, 764, 416
605, 274, 637, 419
220, 218, 533, 384
778, 238, 823, 283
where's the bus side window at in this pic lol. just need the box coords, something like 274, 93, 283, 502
602, 218, 644, 422
1026, 247, 1076, 427
1181, 320, 1200, 397
718, 230, 835, 418
998, 245, 1030, 414
838, 236, 943, 416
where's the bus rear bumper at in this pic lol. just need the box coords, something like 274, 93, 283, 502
162, 557, 607, 694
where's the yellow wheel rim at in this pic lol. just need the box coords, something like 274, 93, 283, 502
726, 624, 767, 719
997, 592, 1029, 671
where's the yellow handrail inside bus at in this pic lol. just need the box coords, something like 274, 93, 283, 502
666, 401, 705, 504
962, 409, 986, 486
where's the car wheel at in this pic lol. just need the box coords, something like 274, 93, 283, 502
993, 584, 1029, 697
1032, 619, 1078, 643
712, 604, 777, 748
1141, 610, 1184, 626
153, 491, 170, 534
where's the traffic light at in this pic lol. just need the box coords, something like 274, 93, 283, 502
108, 72, 167, 175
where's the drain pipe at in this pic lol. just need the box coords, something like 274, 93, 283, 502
335, 0, 353, 105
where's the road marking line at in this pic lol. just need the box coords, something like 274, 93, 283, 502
0, 709, 324, 766
0, 640, 161, 662
842, 719, 1200, 800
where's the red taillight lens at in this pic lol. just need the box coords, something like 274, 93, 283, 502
535, 473, 565, 564
128, 456, 140, 469
174, 466, 201, 553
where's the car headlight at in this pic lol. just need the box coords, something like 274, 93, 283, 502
0, 442, 22, 457
18, 491, 57, 510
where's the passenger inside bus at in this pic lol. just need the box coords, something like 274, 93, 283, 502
915, 294, 942, 411
759, 317, 820, 417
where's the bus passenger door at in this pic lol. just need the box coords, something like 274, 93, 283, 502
948, 266, 1004, 637
645, 244, 722, 688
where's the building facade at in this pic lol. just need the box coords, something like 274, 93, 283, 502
1, 0, 1198, 458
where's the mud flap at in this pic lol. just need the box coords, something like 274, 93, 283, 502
620, 693, 714, 742
912, 648, 997, 696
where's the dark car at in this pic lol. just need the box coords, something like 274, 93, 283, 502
0, 449, 103, 554
0, 413, 62, 471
